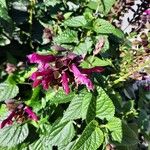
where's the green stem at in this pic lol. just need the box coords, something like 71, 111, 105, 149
29, 0, 36, 48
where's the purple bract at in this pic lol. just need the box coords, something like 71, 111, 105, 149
27, 52, 104, 94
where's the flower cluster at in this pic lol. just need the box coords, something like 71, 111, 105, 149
27, 52, 104, 94
0, 100, 38, 129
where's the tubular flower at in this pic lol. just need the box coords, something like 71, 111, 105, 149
27, 52, 104, 94
0, 102, 38, 129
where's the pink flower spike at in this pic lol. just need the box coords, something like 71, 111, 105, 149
0, 111, 15, 129
24, 106, 38, 121
61, 72, 70, 94
81, 66, 104, 74
71, 64, 94, 90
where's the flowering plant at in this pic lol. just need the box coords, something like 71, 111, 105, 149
0, 0, 150, 149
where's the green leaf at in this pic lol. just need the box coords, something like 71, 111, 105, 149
99, 0, 116, 15
0, 124, 29, 148
54, 29, 78, 44
47, 121, 75, 146
93, 19, 124, 39
86, 93, 97, 123
73, 37, 93, 55
44, 0, 61, 7
62, 87, 115, 122
64, 16, 87, 27
29, 136, 52, 150
80, 56, 112, 68
96, 87, 115, 120
87, 1, 98, 10
0, 146, 21, 150
0, 0, 13, 37
107, 117, 122, 142
121, 123, 138, 145
0, 0, 11, 22
90, 56, 112, 66
59, 139, 77, 150
0, 104, 7, 117
62, 90, 92, 122
29, 121, 75, 149
0, 82, 19, 102
114, 122, 138, 146
87, 0, 116, 15
46, 88, 75, 105
71, 120, 104, 150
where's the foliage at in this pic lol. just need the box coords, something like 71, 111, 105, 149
0, 0, 149, 150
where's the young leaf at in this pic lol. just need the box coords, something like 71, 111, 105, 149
63, 16, 87, 27
107, 117, 122, 143
0, 82, 19, 102
54, 29, 78, 44
71, 120, 104, 150
96, 87, 115, 120
0, 123, 29, 148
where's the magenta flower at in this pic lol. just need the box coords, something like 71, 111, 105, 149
70, 64, 94, 90
27, 53, 56, 70
81, 66, 104, 74
30, 69, 55, 90
0, 111, 15, 128
61, 72, 70, 94
24, 106, 38, 121
144, 9, 150, 15
0, 103, 38, 129
28, 52, 104, 94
